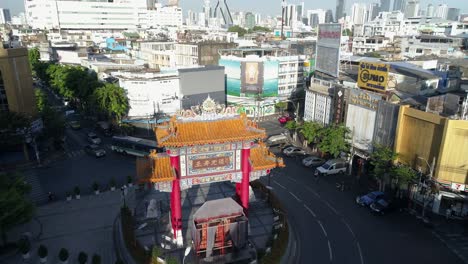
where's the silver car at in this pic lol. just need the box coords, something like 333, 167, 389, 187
87, 133, 101, 144
302, 156, 325, 167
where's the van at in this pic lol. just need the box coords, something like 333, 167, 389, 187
315, 159, 347, 175
267, 134, 288, 146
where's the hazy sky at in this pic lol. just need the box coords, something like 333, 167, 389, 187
3, 0, 467, 16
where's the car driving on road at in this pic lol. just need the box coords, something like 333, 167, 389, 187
315, 159, 347, 175
356, 191, 385, 207
87, 132, 102, 144
84, 144, 106, 157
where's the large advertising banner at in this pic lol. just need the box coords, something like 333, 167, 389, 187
358, 62, 389, 93
263, 60, 279, 97
241, 62, 264, 95
316, 23, 342, 77
219, 59, 241, 96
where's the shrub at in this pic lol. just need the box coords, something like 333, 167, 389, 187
17, 238, 30, 254
59, 248, 69, 261
92, 182, 99, 191
91, 254, 101, 264
74, 186, 80, 195
37, 244, 48, 258
78, 252, 88, 264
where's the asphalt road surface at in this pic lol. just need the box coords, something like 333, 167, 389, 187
262, 150, 464, 264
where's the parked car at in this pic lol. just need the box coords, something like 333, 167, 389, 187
370, 198, 395, 215
69, 121, 81, 130
356, 191, 385, 207
95, 121, 113, 137
85, 144, 106, 158
302, 156, 325, 167
278, 116, 293, 125
315, 159, 347, 175
267, 134, 288, 146
87, 133, 101, 144
283, 147, 306, 157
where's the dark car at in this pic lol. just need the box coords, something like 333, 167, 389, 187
356, 191, 385, 206
84, 144, 106, 158
370, 199, 396, 215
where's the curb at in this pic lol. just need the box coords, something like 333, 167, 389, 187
281, 213, 298, 264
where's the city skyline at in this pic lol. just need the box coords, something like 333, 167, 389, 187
3, 0, 468, 16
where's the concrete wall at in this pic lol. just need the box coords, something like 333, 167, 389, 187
178, 66, 226, 107
437, 119, 468, 184
198, 42, 237, 66
0, 47, 37, 116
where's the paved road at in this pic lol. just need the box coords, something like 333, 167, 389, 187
263, 153, 464, 264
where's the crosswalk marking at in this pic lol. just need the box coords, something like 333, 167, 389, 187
67, 149, 84, 158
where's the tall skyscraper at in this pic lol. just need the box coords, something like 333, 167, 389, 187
435, 4, 448, 19
393, 0, 406, 12
447, 8, 460, 21
380, 0, 391, 12
204, 0, 211, 20
404, 0, 419, 18
369, 3, 380, 21
351, 3, 368, 24
335, 0, 346, 22
325, 9, 334, 23
426, 4, 434, 17
245, 12, 255, 29
0, 8, 11, 24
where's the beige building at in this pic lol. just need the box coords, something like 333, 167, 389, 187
0, 45, 37, 116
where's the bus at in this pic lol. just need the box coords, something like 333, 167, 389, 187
111, 136, 163, 157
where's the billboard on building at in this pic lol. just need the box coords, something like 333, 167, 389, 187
357, 62, 389, 92
315, 23, 341, 77
241, 62, 264, 95
219, 59, 242, 96
263, 60, 279, 97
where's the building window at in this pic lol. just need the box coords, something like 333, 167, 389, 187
416, 48, 423, 54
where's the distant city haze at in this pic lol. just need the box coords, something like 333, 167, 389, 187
3, 0, 468, 16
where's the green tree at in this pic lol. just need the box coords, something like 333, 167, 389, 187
28, 47, 41, 73
284, 120, 298, 131
40, 106, 65, 144
228, 25, 247, 37
275, 102, 287, 115
0, 111, 32, 150
35, 62, 53, 85
342, 28, 352, 36
318, 125, 351, 158
35, 89, 48, 113
0, 172, 34, 245
300, 121, 323, 145
251, 26, 271, 32
370, 144, 398, 191
393, 165, 418, 189
92, 83, 129, 123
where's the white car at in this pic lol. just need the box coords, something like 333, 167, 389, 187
283, 147, 306, 156
315, 159, 347, 175
302, 156, 325, 167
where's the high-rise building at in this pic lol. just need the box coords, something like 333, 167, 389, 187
255, 13, 262, 25
404, 0, 419, 18
435, 4, 448, 19
393, 0, 406, 12
308, 13, 320, 28
369, 3, 380, 22
447, 8, 460, 21
380, 0, 391, 12
0, 8, 11, 24
245, 12, 255, 29
325, 9, 334, 23
0, 45, 37, 116
335, 0, 346, 22
307, 9, 327, 25
426, 4, 434, 17
351, 3, 368, 24
204, 0, 211, 21
297, 2, 305, 21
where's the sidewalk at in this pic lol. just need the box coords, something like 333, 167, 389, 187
2, 187, 136, 264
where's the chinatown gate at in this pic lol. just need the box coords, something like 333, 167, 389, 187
137, 97, 284, 246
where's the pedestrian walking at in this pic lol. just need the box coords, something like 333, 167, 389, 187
314, 170, 320, 183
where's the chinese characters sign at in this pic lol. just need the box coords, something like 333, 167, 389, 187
187, 151, 235, 176
192, 157, 231, 170
349, 89, 381, 111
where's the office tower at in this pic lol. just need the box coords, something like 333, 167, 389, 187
369, 3, 380, 21
435, 4, 448, 19
204, 0, 211, 20
308, 13, 320, 27
0, 45, 37, 115
245, 12, 255, 29
325, 9, 334, 23
380, 0, 391, 12
447, 8, 460, 21
0, 8, 11, 24
335, 0, 346, 22
426, 4, 434, 17
393, 0, 406, 12
307, 9, 327, 25
351, 3, 368, 24
404, 0, 419, 18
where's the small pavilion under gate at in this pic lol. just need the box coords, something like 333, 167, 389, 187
136, 97, 284, 246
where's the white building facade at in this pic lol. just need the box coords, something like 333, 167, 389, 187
304, 78, 333, 125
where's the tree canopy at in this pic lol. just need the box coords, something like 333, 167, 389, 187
300, 121, 323, 144
228, 25, 247, 37
28, 47, 41, 73
0, 111, 32, 150
318, 125, 351, 158
0, 172, 34, 245
92, 83, 129, 123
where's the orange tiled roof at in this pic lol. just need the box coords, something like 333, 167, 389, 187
250, 143, 285, 171
137, 153, 175, 183
155, 115, 266, 147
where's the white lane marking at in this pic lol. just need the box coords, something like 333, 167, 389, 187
357, 242, 364, 264
317, 220, 328, 237
289, 191, 302, 202
305, 186, 321, 198
304, 204, 317, 217
325, 201, 339, 215
341, 218, 356, 238
328, 240, 333, 262
273, 180, 286, 189
288, 176, 299, 183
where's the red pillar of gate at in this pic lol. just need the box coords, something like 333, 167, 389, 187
169, 151, 182, 239
240, 143, 251, 214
